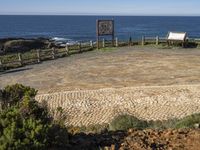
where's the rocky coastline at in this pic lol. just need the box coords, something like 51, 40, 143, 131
0, 37, 72, 54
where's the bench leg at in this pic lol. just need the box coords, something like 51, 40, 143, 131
182, 42, 185, 48
167, 41, 170, 46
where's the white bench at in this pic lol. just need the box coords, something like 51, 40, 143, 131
167, 32, 187, 47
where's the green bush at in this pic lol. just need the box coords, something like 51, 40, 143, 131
0, 84, 69, 149
174, 113, 200, 128
147, 119, 178, 130
108, 113, 200, 131
0, 84, 37, 108
0, 98, 50, 149
109, 115, 148, 131
148, 114, 200, 129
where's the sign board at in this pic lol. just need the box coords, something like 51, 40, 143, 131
97, 20, 114, 36
167, 32, 187, 41
96, 20, 115, 49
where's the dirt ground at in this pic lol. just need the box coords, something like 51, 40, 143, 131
1, 46, 200, 94
119, 129, 200, 150
68, 129, 200, 150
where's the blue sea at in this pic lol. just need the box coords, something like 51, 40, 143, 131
0, 15, 200, 42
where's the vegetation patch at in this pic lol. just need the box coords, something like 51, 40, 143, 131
109, 115, 148, 131
0, 84, 69, 149
54, 114, 200, 134
174, 113, 200, 128
109, 114, 200, 131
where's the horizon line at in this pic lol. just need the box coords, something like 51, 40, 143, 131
0, 14, 200, 17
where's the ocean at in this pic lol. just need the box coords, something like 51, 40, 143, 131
0, 15, 200, 42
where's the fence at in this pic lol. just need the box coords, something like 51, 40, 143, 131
0, 36, 199, 71
97, 36, 168, 47
0, 41, 94, 71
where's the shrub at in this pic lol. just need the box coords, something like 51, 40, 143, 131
48, 124, 69, 147
0, 84, 69, 149
148, 113, 200, 129
0, 84, 37, 108
109, 115, 148, 131
174, 113, 200, 128
147, 119, 178, 130
0, 100, 51, 149
50, 106, 67, 126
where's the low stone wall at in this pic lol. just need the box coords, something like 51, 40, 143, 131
35, 85, 200, 126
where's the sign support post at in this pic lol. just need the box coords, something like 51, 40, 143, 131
96, 19, 114, 49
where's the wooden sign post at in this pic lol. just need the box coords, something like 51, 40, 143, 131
96, 19, 114, 49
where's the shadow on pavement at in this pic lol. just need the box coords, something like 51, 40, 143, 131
0, 67, 32, 75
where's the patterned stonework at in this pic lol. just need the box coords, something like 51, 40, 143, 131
36, 85, 200, 126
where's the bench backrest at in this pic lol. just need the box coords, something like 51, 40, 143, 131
167, 32, 187, 41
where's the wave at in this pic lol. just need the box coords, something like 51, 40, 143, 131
51, 37, 79, 46
51, 37, 72, 42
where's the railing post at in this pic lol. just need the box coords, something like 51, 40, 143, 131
37, 49, 41, 63
90, 40, 94, 49
156, 36, 159, 45
65, 44, 69, 55
97, 37, 99, 50
142, 36, 145, 46
52, 47, 56, 59
18, 53, 23, 66
115, 37, 118, 47
102, 39, 105, 48
79, 42, 82, 53
129, 37, 132, 46
0, 59, 3, 71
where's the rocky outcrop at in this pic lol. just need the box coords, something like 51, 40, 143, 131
0, 38, 49, 53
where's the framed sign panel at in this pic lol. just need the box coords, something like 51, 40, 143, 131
97, 20, 114, 36
96, 20, 114, 49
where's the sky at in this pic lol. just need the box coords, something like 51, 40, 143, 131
0, 0, 200, 16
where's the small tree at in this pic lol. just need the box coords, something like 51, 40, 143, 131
0, 84, 37, 108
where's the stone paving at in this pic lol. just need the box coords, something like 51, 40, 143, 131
2, 47, 200, 94
36, 85, 200, 126
2, 47, 200, 126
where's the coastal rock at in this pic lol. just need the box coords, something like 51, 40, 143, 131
1, 38, 48, 53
